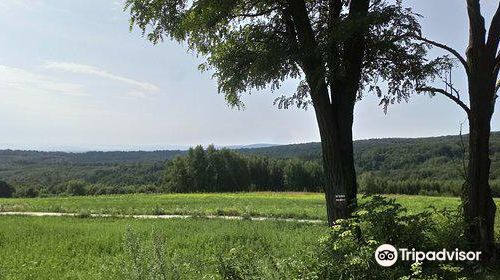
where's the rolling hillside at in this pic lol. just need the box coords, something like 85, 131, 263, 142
0, 132, 498, 188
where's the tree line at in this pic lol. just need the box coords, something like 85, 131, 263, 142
164, 145, 323, 193
2, 132, 498, 191
2, 143, 500, 198
0, 146, 325, 198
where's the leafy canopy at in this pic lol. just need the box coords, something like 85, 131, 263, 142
126, 0, 449, 110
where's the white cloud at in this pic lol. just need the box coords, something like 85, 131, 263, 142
0, 65, 85, 96
44, 62, 160, 93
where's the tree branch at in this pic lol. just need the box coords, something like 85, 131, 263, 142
417, 86, 471, 115
285, 0, 332, 114
442, 79, 462, 100
412, 34, 470, 77
327, 0, 342, 102
495, 79, 500, 94
486, 1, 500, 54
281, 7, 300, 51
231, 7, 280, 18
466, 0, 487, 55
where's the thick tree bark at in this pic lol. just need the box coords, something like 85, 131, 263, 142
464, 116, 496, 260
460, 0, 499, 261
320, 0, 368, 226
316, 97, 357, 226
463, 72, 497, 261
285, 0, 368, 225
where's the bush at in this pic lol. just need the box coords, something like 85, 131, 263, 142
0, 181, 14, 198
209, 196, 475, 280
65, 180, 87, 196
226, 196, 482, 279
301, 196, 470, 280
15, 186, 39, 198
490, 180, 500, 197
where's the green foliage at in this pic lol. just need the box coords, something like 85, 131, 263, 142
0, 149, 170, 196
1, 193, 486, 224
14, 185, 39, 198
164, 145, 321, 193
164, 145, 251, 193
209, 196, 479, 280
1, 195, 496, 279
284, 159, 311, 192
1, 132, 499, 197
125, 0, 445, 111
0, 181, 14, 198
216, 245, 300, 280
299, 196, 432, 279
358, 173, 464, 196
65, 180, 88, 196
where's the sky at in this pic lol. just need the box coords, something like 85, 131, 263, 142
0, 0, 498, 151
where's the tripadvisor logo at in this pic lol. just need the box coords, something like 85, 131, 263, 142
375, 244, 482, 267
375, 244, 398, 267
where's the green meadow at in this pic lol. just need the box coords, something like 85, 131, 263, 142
0, 192, 483, 219
0, 216, 325, 280
1, 193, 500, 279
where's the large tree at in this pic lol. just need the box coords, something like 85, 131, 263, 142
414, 0, 500, 259
126, 0, 445, 225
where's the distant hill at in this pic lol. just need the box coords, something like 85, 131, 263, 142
0, 149, 185, 165
0, 132, 498, 188
241, 132, 500, 181
240, 132, 499, 158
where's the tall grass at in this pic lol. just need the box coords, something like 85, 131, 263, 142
0, 216, 324, 279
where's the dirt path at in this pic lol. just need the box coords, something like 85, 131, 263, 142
0, 211, 325, 224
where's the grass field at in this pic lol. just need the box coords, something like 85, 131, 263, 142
0, 192, 486, 219
0, 216, 325, 279
1, 193, 500, 279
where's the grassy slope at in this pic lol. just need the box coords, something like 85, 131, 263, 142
0, 216, 324, 280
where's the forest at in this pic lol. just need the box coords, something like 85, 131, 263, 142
1, 132, 499, 198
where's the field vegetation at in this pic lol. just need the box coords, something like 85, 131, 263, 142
0, 215, 324, 279
0, 193, 483, 219
1, 194, 498, 279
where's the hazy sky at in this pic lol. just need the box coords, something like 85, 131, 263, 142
0, 0, 498, 150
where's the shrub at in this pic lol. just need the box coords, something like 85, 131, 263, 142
490, 180, 500, 197
300, 196, 473, 280
213, 196, 475, 280
15, 186, 39, 198
0, 181, 14, 198
65, 180, 87, 196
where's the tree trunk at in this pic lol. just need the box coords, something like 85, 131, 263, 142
314, 86, 357, 226
318, 0, 367, 227
463, 63, 497, 261
319, 114, 357, 226
285, 0, 367, 226
463, 110, 496, 261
